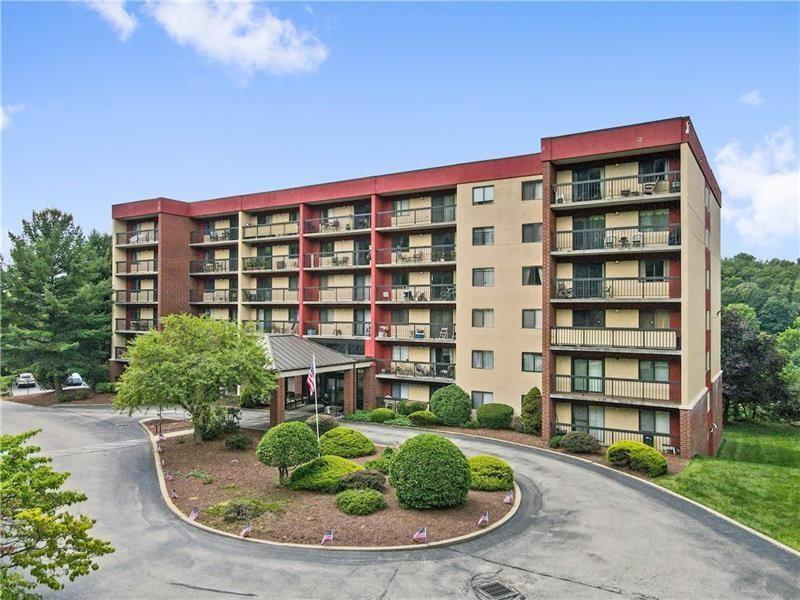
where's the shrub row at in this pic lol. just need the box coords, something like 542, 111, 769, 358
606, 441, 668, 477
335, 488, 386, 516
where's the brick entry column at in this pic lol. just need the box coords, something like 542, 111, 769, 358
269, 378, 286, 428
343, 368, 356, 416
362, 365, 378, 411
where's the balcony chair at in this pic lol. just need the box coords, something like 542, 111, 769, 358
556, 281, 573, 298
438, 327, 449, 339
632, 232, 644, 247
643, 180, 659, 195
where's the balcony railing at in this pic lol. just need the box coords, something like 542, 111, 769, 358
189, 289, 238, 303
554, 277, 679, 300
190, 227, 239, 244
305, 321, 371, 338
114, 289, 157, 303
376, 284, 456, 303
552, 171, 681, 206
115, 259, 157, 275
116, 229, 158, 245
375, 245, 456, 266
552, 374, 679, 403
304, 214, 371, 234
304, 286, 371, 302
304, 250, 371, 268
114, 346, 129, 360
375, 204, 456, 228
376, 359, 455, 380
241, 288, 299, 303
243, 320, 298, 334
242, 255, 300, 272
554, 225, 681, 252
376, 322, 456, 342
242, 221, 299, 240
553, 422, 679, 452
189, 259, 237, 274
550, 327, 680, 351
115, 318, 156, 333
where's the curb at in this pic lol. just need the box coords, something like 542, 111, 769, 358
139, 419, 522, 552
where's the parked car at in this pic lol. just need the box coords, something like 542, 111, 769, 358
16, 373, 36, 388
65, 372, 84, 387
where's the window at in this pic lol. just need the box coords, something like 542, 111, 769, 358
639, 209, 669, 230
639, 158, 668, 182
522, 266, 543, 285
472, 185, 494, 205
472, 268, 494, 287
472, 350, 494, 369
522, 309, 542, 329
392, 346, 409, 361
288, 209, 298, 222
639, 310, 669, 329
391, 382, 409, 400
573, 309, 604, 328
472, 226, 494, 246
640, 360, 669, 382
319, 309, 333, 323
393, 199, 410, 213
640, 409, 670, 434
392, 271, 409, 286
639, 259, 667, 279
392, 235, 410, 250
472, 309, 494, 328
256, 213, 272, 225
522, 352, 543, 372
522, 223, 542, 243
391, 309, 409, 324
471, 391, 493, 408
522, 180, 543, 200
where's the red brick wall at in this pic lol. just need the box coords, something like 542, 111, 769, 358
269, 379, 286, 428
157, 213, 192, 320
540, 161, 556, 441
343, 368, 355, 415
362, 365, 378, 411
679, 386, 722, 458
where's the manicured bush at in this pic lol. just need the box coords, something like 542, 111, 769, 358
384, 416, 414, 427
559, 431, 601, 454
256, 421, 319, 484
429, 384, 472, 426
461, 420, 481, 430
468, 455, 514, 491
476, 403, 514, 429
337, 469, 386, 492
344, 410, 373, 422
548, 434, 563, 448
306, 414, 340, 435
396, 401, 428, 416
519, 387, 543, 434
389, 434, 471, 509
288, 456, 363, 493
224, 433, 253, 451
94, 382, 115, 394
364, 458, 389, 474
370, 408, 395, 423
335, 489, 387, 516
318, 427, 375, 458
207, 497, 283, 522
408, 410, 438, 427
607, 441, 668, 477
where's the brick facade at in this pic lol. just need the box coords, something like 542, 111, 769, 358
362, 365, 378, 411
343, 368, 355, 416
269, 380, 286, 428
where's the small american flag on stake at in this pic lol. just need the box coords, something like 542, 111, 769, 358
166, 471, 174, 481
503, 491, 514, 505
156, 444, 162, 453
477, 511, 489, 527
188, 507, 199, 522
171, 487, 178, 499
413, 527, 427, 543
321, 529, 333, 545
158, 433, 166, 441
241, 522, 253, 538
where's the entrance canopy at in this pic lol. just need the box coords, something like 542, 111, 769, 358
261, 334, 372, 378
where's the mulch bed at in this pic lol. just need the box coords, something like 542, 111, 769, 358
144, 419, 193, 435
3, 391, 116, 407
158, 427, 514, 547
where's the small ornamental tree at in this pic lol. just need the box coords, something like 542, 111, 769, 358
256, 422, 319, 484
0, 430, 115, 598
429, 384, 471, 426
520, 387, 543, 434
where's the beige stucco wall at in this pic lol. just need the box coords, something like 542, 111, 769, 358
710, 195, 722, 377
604, 406, 639, 430
555, 401, 571, 423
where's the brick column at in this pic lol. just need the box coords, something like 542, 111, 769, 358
540, 160, 557, 442
269, 378, 286, 428
362, 365, 378, 411
343, 368, 356, 416
109, 361, 125, 382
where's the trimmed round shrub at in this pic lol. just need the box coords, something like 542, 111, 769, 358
224, 433, 253, 451
335, 488, 387, 516
607, 441, 668, 477
364, 458, 389, 474
384, 416, 414, 427
469, 455, 514, 491
337, 469, 386, 492
559, 431, 600, 454
306, 414, 340, 435
548, 434, 563, 449
429, 384, 471, 426
257, 421, 319, 484
370, 408, 395, 423
407, 410, 438, 427
389, 434, 471, 509
288, 456, 363, 493
318, 427, 375, 458
519, 387, 542, 434
396, 401, 428, 416
461, 420, 481, 430
476, 403, 514, 429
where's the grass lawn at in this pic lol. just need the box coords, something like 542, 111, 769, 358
655, 422, 800, 551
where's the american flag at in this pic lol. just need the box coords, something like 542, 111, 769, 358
171, 487, 178, 499
321, 529, 333, 545
307, 355, 317, 396
413, 527, 427, 543
241, 522, 253, 538
156, 444, 162, 453
477, 511, 489, 527
158, 433, 166, 441
166, 471, 174, 481
503, 492, 514, 505
188, 507, 199, 521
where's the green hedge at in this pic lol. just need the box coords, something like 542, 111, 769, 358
559, 431, 600, 454
224, 433, 253, 451
429, 384, 471, 426
256, 421, 319, 484
476, 404, 514, 429
548, 434, 563, 448
370, 408, 395, 423
396, 401, 428, 416
519, 387, 542, 434
318, 427, 375, 458
606, 441, 668, 477
344, 410, 373, 422
335, 489, 387, 516
288, 456, 363, 493
306, 414, 340, 435
408, 410, 438, 427
337, 469, 386, 492
468, 455, 514, 491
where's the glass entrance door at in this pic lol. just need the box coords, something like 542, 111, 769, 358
573, 215, 605, 250
572, 358, 603, 393
573, 263, 604, 298
573, 167, 603, 201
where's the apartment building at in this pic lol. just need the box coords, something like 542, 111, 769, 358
111, 116, 722, 458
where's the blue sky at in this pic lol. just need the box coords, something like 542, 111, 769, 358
2, 1, 798, 259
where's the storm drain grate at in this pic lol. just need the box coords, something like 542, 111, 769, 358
475, 581, 523, 600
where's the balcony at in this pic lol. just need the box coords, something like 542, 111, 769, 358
376, 284, 456, 304
553, 225, 681, 255
550, 327, 680, 353
115, 259, 157, 275
114, 289, 157, 304
190, 227, 239, 245
189, 258, 237, 274
553, 422, 679, 452
304, 250, 371, 270
376, 359, 455, 382
242, 255, 300, 273
116, 229, 158, 246
305, 321, 371, 338
189, 289, 238, 304
241, 288, 298, 304
243, 320, 298, 334
304, 286, 371, 303
242, 221, 299, 242
115, 318, 156, 333
553, 277, 679, 302
375, 245, 456, 267
376, 322, 456, 343
114, 346, 129, 361
552, 172, 681, 209
375, 204, 456, 230
304, 214, 371, 235
552, 374, 679, 404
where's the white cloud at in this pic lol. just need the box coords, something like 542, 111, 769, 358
739, 89, 764, 107
0, 105, 25, 130
145, 1, 328, 76
716, 128, 800, 248
83, 1, 138, 41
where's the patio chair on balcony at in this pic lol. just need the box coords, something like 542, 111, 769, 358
643, 180, 659, 195
632, 232, 644, 247
605, 234, 615, 248
556, 281, 573, 298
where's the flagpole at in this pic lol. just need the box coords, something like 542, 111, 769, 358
312, 355, 321, 454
